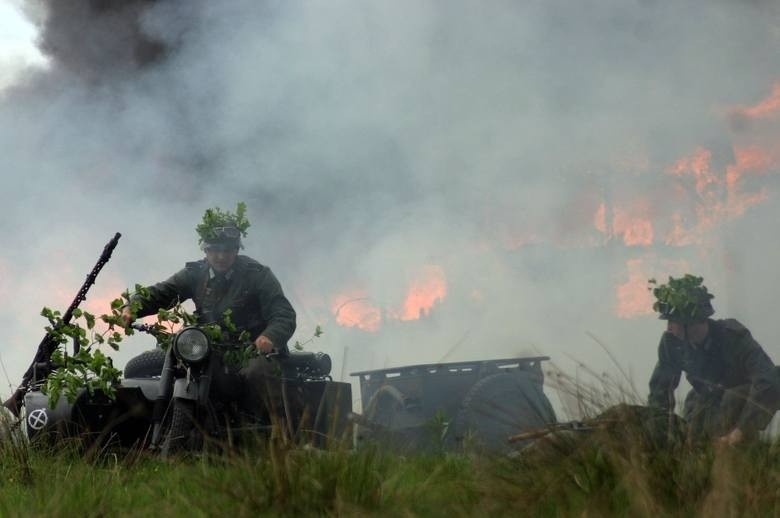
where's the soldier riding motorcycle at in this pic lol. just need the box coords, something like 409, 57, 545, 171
128, 322, 339, 455
13, 319, 348, 453
3, 211, 352, 451
119, 204, 348, 453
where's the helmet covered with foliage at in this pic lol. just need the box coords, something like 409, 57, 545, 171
649, 274, 715, 323
196, 202, 251, 251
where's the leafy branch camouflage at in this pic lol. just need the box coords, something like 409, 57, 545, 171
43, 281, 318, 404
293, 325, 323, 351
134, 298, 261, 368
42, 284, 170, 405
648, 274, 714, 322
40, 296, 130, 406
195, 202, 251, 246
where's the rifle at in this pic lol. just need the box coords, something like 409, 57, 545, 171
507, 418, 617, 444
2, 233, 121, 416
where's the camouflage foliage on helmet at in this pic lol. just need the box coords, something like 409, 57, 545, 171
195, 202, 251, 248
648, 274, 714, 322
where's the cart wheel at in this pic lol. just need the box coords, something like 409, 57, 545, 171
451, 372, 555, 450
364, 385, 406, 428
123, 349, 166, 378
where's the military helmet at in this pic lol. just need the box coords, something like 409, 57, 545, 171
195, 202, 250, 251
650, 274, 715, 323
201, 226, 241, 251
655, 298, 714, 323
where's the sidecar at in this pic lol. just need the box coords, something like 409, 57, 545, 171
20, 377, 158, 447
20, 349, 353, 449
352, 356, 557, 451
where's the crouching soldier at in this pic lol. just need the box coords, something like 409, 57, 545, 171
647, 274, 780, 445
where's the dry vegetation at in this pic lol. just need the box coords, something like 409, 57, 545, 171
0, 403, 778, 517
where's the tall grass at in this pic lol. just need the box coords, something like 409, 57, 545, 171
483, 412, 780, 517
0, 423, 776, 516
0, 378, 778, 516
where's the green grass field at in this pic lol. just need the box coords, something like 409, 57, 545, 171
0, 422, 778, 518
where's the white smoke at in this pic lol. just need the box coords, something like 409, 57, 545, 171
0, 0, 779, 416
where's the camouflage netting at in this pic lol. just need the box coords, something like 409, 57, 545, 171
649, 275, 715, 323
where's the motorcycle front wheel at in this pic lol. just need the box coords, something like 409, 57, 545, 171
161, 399, 203, 457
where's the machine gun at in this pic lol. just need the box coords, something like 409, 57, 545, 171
2, 233, 121, 416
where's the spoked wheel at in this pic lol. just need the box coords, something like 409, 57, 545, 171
359, 385, 428, 450
450, 373, 556, 451
364, 385, 406, 428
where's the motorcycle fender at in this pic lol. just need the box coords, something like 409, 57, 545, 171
172, 378, 199, 401
120, 378, 161, 401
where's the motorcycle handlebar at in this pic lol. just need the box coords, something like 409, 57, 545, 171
130, 323, 330, 376
130, 322, 158, 335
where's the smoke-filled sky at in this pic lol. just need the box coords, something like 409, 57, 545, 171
1, 0, 780, 416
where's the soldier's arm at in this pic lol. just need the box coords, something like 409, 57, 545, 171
253, 267, 297, 350
648, 334, 682, 412
128, 267, 195, 319
732, 331, 780, 433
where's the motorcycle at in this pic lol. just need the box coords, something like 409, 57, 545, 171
141, 323, 351, 455
19, 323, 353, 455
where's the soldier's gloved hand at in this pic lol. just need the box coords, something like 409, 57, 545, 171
120, 306, 133, 327
254, 335, 274, 354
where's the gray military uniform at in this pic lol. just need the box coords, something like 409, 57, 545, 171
648, 319, 780, 438
131, 255, 297, 418
131, 255, 296, 347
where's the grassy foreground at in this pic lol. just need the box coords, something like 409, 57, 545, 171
0, 425, 778, 517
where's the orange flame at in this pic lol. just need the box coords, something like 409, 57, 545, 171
661, 143, 778, 245
615, 259, 655, 319
667, 147, 718, 194
612, 206, 654, 246
391, 265, 447, 321
615, 258, 690, 319
331, 290, 382, 333
330, 265, 448, 331
731, 82, 780, 120
727, 145, 774, 186
726, 145, 774, 217
663, 147, 724, 244
45, 273, 126, 320
665, 212, 701, 247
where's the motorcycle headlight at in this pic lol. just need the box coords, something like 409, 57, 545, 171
174, 327, 210, 363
